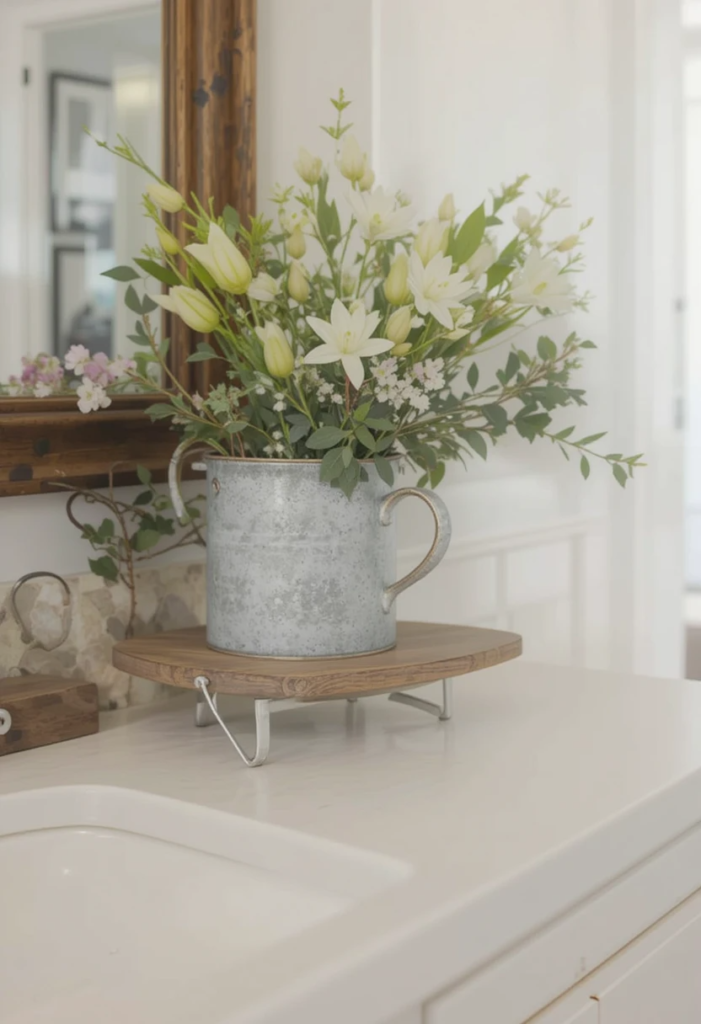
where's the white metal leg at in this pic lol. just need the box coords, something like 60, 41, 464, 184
388, 678, 453, 720
193, 676, 453, 767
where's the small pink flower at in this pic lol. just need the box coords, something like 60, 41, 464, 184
82, 352, 112, 387
108, 355, 136, 380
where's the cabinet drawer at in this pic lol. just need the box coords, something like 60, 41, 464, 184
594, 912, 701, 1023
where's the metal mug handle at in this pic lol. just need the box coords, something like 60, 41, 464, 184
379, 487, 452, 612
168, 441, 209, 523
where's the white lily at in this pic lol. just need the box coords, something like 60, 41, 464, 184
153, 286, 220, 333
510, 250, 574, 312
247, 272, 280, 303
305, 298, 393, 389
446, 306, 475, 341
185, 223, 252, 294
408, 251, 472, 329
338, 134, 365, 182
466, 241, 497, 280
294, 146, 322, 185
413, 218, 449, 265
346, 186, 414, 242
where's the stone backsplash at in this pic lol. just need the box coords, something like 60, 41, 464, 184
0, 562, 206, 709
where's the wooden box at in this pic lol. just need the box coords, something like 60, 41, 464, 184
0, 676, 99, 756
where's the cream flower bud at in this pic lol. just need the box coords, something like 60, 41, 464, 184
185, 222, 252, 294
156, 225, 181, 255
391, 342, 412, 357
386, 306, 413, 346
557, 234, 579, 252
466, 241, 497, 279
247, 272, 280, 303
413, 218, 449, 265
146, 181, 184, 213
288, 261, 310, 303
438, 193, 456, 222
383, 253, 410, 305
153, 286, 219, 333
285, 225, 307, 259
359, 157, 375, 192
256, 322, 295, 378
341, 271, 356, 297
513, 206, 536, 232
294, 146, 323, 185
338, 134, 366, 183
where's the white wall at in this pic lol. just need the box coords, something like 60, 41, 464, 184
0, 0, 684, 679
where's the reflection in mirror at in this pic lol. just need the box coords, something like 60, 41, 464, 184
41, 8, 161, 365
3, 5, 161, 394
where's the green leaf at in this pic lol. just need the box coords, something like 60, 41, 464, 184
187, 342, 219, 362
482, 403, 508, 436
97, 518, 115, 541
486, 237, 520, 291
133, 489, 154, 506
580, 455, 591, 480
306, 426, 348, 450
222, 204, 240, 239
288, 419, 312, 443
102, 265, 140, 282
579, 340, 597, 349
504, 351, 521, 383
613, 463, 628, 488
145, 403, 177, 420
449, 203, 486, 265
575, 432, 607, 447
364, 416, 396, 433
373, 455, 395, 486
136, 465, 152, 486
132, 529, 161, 552
354, 424, 376, 452
463, 430, 488, 459
88, 555, 119, 582
319, 448, 346, 482
555, 426, 576, 440
124, 284, 143, 314
336, 458, 361, 499
467, 362, 479, 390
134, 258, 180, 286
353, 401, 373, 423
342, 446, 353, 468
430, 462, 446, 488
141, 293, 158, 314
537, 336, 558, 362
225, 421, 248, 435
316, 174, 342, 252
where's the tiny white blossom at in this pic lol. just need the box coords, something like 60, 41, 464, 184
272, 430, 283, 440
64, 344, 92, 375
331, 393, 344, 405
192, 392, 205, 411
33, 382, 52, 397
76, 379, 111, 414
273, 391, 287, 412
255, 386, 267, 395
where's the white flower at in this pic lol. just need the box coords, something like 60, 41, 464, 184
413, 218, 448, 265
466, 242, 497, 280
420, 358, 446, 392
513, 206, 536, 232
408, 389, 430, 413
192, 392, 205, 410
64, 344, 92, 375
153, 286, 220, 332
273, 392, 286, 412
305, 298, 393, 389
247, 272, 280, 303
288, 261, 310, 303
359, 157, 375, 192
510, 250, 575, 312
109, 355, 136, 379
185, 222, 252, 294
33, 382, 52, 397
408, 250, 472, 329
331, 393, 345, 405
438, 193, 457, 222
373, 357, 399, 388
346, 187, 414, 242
77, 379, 111, 414
294, 147, 323, 185
446, 306, 475, 341
279, 208, 309, 234
557, 234, 579, 252
338, 134, 365, 182
146, 181, 184, 213
255, 386, 267, 396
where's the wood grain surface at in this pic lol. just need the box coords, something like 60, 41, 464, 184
113, 622, 523, 700
163, 0, 257, 394
0, 676, 99, 756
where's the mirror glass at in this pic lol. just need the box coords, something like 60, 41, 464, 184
23, 6, 161, 375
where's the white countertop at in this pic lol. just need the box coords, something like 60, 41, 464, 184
4, 660, 701, 1023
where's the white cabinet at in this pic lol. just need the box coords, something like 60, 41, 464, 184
594, 912, 701, 1023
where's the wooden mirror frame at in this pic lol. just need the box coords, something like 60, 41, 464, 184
0, 0, 256, 497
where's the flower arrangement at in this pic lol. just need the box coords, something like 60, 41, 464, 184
5, 91, 642, 495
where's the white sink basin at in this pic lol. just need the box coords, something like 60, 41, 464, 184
0, 786, 410, 1023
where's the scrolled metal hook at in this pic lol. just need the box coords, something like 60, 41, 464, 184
9, 571, 72, 649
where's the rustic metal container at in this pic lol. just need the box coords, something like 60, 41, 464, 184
170, 454, 451, 658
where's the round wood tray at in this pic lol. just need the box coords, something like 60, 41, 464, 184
113, 622, 522, 701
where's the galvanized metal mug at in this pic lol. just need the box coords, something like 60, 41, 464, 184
170, 451, 451, 658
